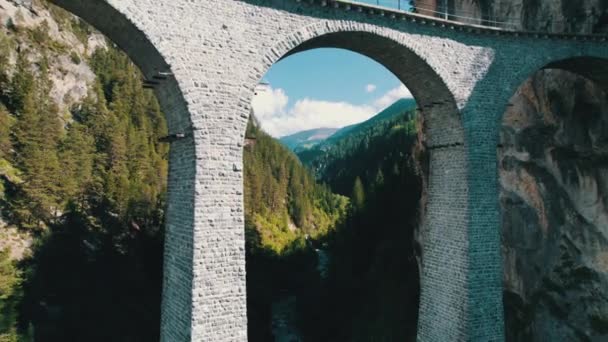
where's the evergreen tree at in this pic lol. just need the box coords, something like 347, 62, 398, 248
351, 176, 365, 210
0, 106, 11, 158
0, 248, 21, 340
59, 123, 95, 206
11, 54, 62, 226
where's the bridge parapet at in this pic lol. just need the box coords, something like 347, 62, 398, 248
302, 0, 608, 40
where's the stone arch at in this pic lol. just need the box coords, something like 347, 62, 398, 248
48, 1, 196, 341
236, 20, 474, 341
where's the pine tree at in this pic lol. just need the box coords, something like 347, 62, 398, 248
352, 176, 365, 210
12, 54, 62, 226
59, 123, 95, 206
8, 53, 34, 114
0, 106, 11, 158
0, 248, 21, 340
374, 168, 385, 190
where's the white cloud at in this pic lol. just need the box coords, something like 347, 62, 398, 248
254, 95, 376, 137
250, 87, 289, 121
365, 84, 377, 93
373, 84, 414, 110
251, 84, 414, 138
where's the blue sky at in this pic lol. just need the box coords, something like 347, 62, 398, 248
358, 0, 413, 11
252, 48, 413, 137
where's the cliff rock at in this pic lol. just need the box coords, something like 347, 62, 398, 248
500, 69, 608, 341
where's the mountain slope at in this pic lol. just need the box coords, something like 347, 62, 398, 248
244, 119, 348, 341
0, 1, 168, 340
295, 106, 422, 341
297, 98, 417, 188
323, 98, 416, 146
244, 120, 347, 253
279, 127, 338, 151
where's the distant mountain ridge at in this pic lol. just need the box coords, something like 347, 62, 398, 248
323, 98, 416, 146
279, 127, 339, 151
294, 98, 417, 173
280, 98, 417, 153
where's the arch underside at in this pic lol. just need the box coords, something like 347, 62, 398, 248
544, 57, 608, 91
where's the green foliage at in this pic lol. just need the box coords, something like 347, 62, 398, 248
10, 53, 62, 228
26, 20, 50, 45
0, 106, 13, 163
0, 11, 168, 338
0, 249, 20, 302
69, 18, 91, 47
300, 108, 418, 196
244, 120, 346, 254
295, 110, 422, 341
351, 176, 365, 210
25, 20, 67, 53
246, 106, 421, 341
244, 118, 349, 340
590, 313, 608, 334
0, 249, 21, 340
69, 51, 81, 64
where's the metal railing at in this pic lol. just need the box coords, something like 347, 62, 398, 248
348, 0, 522, 31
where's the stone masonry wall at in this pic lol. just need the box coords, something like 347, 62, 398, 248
49, 0, 608, 341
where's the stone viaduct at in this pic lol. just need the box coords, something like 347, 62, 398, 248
47, 0, 608, 341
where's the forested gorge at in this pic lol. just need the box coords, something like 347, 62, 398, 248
246, 107, 422, 341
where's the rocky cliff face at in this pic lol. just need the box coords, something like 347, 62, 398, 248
500, 70, 608, 341
414, 1, 608, 31
485, 0, 608, 33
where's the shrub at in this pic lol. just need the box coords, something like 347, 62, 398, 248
70, 51, 81, 65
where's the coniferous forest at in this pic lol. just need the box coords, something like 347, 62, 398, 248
0, 2, 167, 340
0, 1, 423, 341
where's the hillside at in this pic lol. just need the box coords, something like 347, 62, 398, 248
243, 119, 348, 341
293, 105, 422, 341
298, 98, 417, 194
0, 1, 168, 340
279, 127, 338, 152
324, 98, 416, 146
244, 119, 347, 254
